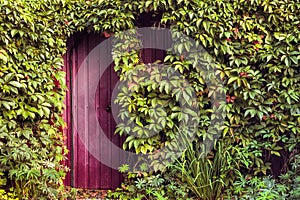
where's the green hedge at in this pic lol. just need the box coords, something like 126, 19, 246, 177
0, 0, 70, 198
0, 0, 299, 198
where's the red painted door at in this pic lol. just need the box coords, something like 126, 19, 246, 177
63, 32, 123, 189
63, 31, 166, 189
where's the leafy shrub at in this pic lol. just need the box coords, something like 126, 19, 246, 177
277, 152, 300, 199
225, 151, 300, 199
288, 176, 300, 199
107, 165, 192, 200
0, 189, 18, 200
225, 175, 288, 200
0, 172, 18, 200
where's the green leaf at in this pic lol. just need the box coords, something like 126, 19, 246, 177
42, 107, 50, 117
274, 32, 286, 41
11, 29, 18, 37
227, 77, 238, 84
28, 111, 35, 119
177, 43, 184, 54
145, 0, 152, 7
22, 110, 29, 119
9, 81, 22, 88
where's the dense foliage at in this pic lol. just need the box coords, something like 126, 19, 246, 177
0, 0, 299, 199
0, 0, 72, 199
225, 153, 300, 199
107, 167, 191, 200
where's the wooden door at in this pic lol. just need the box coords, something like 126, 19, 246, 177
63, 31, 166, 189
63, 32, 123, 189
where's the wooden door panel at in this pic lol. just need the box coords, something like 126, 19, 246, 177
63, 31, 166, 189
64, 32, 123, 189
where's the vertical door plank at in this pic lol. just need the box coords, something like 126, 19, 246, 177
87, 33, 102, 188
75, 35, 89, 188
110, 64, 124, 188
98, 42, 112, 188
71, 38, 78, 188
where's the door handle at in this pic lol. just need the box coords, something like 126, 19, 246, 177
105, 105, 111, 112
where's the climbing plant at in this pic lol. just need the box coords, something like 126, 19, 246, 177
0, 0, 299, 199
0, 0, 71, 198
160, 0, 300, 176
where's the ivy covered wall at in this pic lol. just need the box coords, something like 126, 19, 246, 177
0, 0, 299, 199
